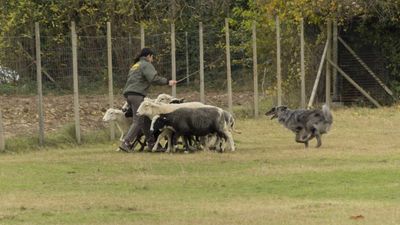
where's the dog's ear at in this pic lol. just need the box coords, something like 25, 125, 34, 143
276, 105, 288, 111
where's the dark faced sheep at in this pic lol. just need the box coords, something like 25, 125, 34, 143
150, 107, 233, 152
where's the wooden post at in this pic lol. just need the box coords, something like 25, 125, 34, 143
171, 23, 176, 97
327, 59, 381, 107
307, 39, 330, 108
276, 15, 282, 106
185, 31, 189, 85
35, 22, 44, 146
326, 19, 332, 107
332, 19, 338, 101
71, 21, 81, 144
225, 18, 233, 113
199, 22, 205, 103
140, 23, 145, 49
300, 18, 306, 108
252, 21, 259, 117
0, 110, 4, 151
107, 22, 115, 140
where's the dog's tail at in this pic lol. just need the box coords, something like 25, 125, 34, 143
322, 104, 333, 123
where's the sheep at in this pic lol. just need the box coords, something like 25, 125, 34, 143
150, 107, 235, 153
137, 99, 212, 151
136, 100, 208, 119
155, 93, 185, 104
150, 123, 176, 153
102, 108, 132, 141
198, 110, 236, 151
102, 108, 148, 152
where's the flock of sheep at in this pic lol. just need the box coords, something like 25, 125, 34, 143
103, 94, 236, 153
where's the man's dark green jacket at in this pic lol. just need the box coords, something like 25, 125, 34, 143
123, 57, 168, 97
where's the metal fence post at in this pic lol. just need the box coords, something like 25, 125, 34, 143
140, 23, 145, 48
71, 21, 81, 144
326, 19, 332, 107
225, 18, 233, 113
252, 21, 259, 117
0, 110, 4, 151
276, 16, 282, 106
300, 18, 306, 108
171, 23, 176, 97
107, 22, 115, 140
35, 22, 45, 146
199, 22, 205, 103
185, 31, 189, 85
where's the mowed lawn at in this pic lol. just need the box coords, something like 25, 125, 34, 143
1, 106, 400, 225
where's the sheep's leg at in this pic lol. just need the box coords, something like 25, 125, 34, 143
166, 131, 172, 153
115, 123, 124, 141
164, 130, 174, 153
152, 131, 164, 152
152, 129, 170, 152
224, 129, 235, 151
200, 136, 210, 151
183, 136, 191, 153
315, 134, 322, 148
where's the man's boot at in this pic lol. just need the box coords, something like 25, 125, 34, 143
119, 140, 131, 152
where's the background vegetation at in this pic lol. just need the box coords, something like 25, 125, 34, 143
1, 0, 400, 105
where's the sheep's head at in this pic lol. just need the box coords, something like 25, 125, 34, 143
137, 100, 156, 117
169, 98, 185, 104
103, 108, 119, 122
121, 102, 130, 112
150, 115, 168, 133
265, 106, 288, 120
155, 93, 174, 104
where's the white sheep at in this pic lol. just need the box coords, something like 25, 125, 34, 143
155, 93, 184, 104
102, 108, 132, 141
137, 100, 209, 119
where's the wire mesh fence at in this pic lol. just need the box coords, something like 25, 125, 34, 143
2, 18, 393, 149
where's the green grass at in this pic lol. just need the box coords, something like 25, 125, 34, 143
1, 106, 400, 224
3, 123, 112, 153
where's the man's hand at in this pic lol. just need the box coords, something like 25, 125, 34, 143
168, 80, 177, 86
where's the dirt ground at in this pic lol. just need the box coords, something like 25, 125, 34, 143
0, 90, 254, 138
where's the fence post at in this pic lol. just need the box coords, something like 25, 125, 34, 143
71, 21, 81, 144
300, 18, 306, 108
0, 110, 4, 151
107, 22, 115, 140
332, 19, 338, 101
185, 31, 190, 85
199, 22, 205, 103
252, 21, 259, 117
326, 19, 332, 107
140, 23, 145, 48
171, 23, 176, 97
307, 40, 330, 108
225, 18, 233, 113
35, 22, 45, 146
276, 15, 282, 106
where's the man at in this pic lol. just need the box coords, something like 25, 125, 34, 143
119, 48, 177, 152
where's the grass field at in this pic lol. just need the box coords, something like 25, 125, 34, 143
1, 106, 400, 224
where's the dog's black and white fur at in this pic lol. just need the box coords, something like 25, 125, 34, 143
265, 104, 333, 148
